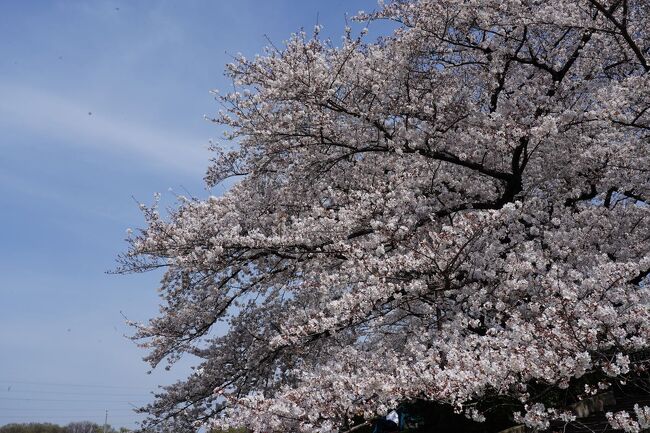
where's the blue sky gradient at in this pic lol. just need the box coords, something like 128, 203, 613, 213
0, 1, 381, 428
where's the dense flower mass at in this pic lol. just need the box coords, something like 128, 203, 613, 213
119, 0, 650, 431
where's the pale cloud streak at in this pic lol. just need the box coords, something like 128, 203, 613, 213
0, 83, 211, 175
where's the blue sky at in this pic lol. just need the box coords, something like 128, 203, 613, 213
0, 1, 382, 429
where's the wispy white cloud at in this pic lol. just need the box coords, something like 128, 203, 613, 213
0, 83, 210, 175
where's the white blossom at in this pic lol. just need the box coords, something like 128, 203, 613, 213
118, 0, 650, 431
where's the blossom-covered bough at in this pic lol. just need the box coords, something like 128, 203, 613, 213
118, 0, 650, 431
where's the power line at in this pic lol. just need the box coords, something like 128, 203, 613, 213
0, 416, 143, 422
0, 414, 134, 418
0, 380, 153, 390
0, 390, 151, 397
0, 415, 139, 428
0, 398, 149, 403
0, 408, 136, 412
0, 410, 138, 416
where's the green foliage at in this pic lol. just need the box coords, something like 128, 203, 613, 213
0, 423, 127, 433
0, 424, 65, 433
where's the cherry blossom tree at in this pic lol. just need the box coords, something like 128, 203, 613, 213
119, 0, 650, 431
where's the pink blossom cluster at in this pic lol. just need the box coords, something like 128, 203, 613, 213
120, 0, 650, 431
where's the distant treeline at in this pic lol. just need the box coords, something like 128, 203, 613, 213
0, 422, 129, 433
0, 424, 250, 433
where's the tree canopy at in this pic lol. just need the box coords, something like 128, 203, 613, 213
120, 0, 650, 432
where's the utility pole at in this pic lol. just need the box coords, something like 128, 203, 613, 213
103, 409, 108, 433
